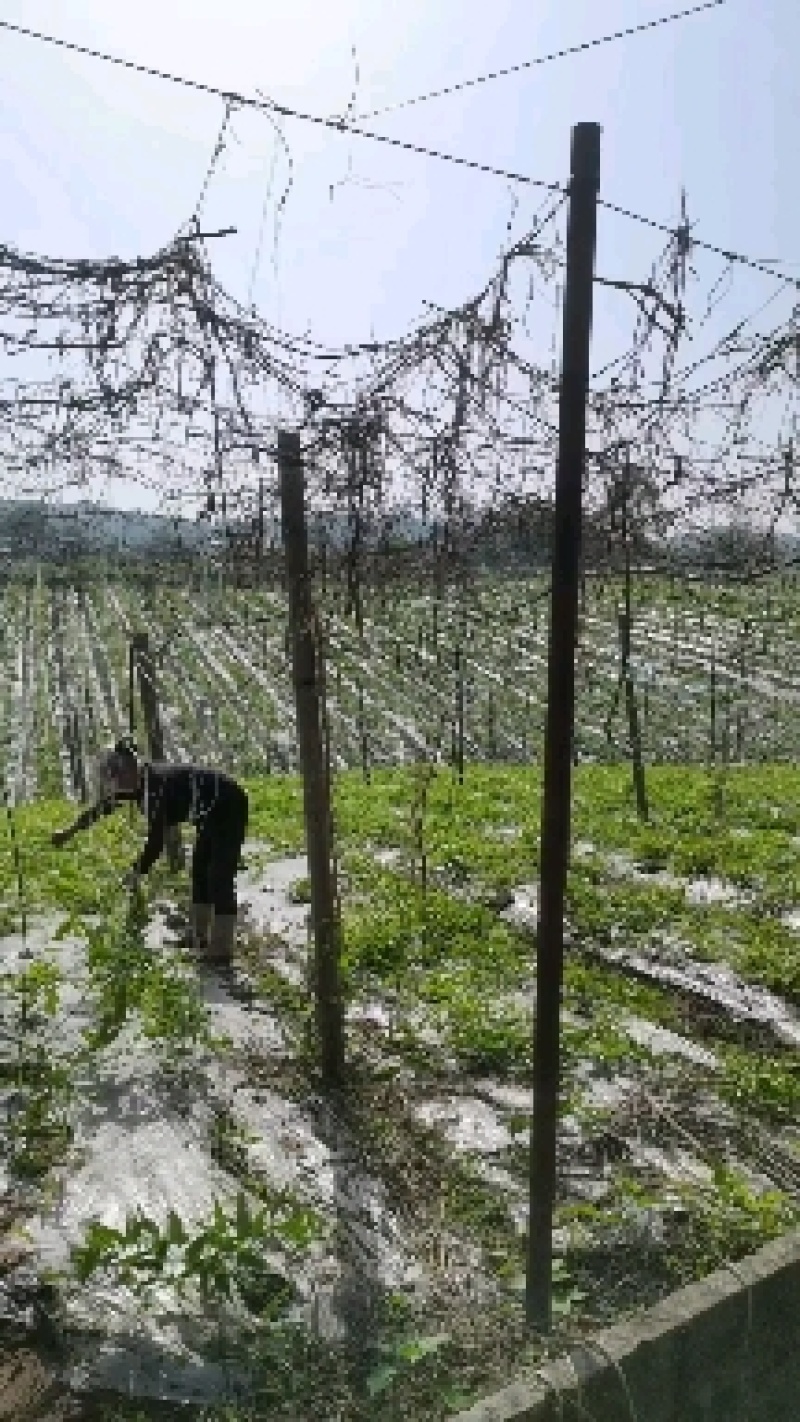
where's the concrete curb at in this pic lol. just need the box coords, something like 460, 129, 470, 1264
449, 1227, 800, 1421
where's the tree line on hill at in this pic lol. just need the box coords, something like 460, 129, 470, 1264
0, 491, 795, 576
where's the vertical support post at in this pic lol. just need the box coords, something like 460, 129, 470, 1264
132, 634, 163, 759
618, 455, 648, 821
357, 682, 370, 784
257, 475, 265, 580
278, 429, 345, 1088
526, 121, 600, 1330
131, 632, 184, 871
454, 642, 465, 785
736, 624, 747, 760
709, 651, 717, 764
619, 605, 648, 819
71, 709, 88, 802
128, 643, 136, 740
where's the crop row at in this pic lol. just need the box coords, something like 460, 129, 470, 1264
0, 572, 798, 802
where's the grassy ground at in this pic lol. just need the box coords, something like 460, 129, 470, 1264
0, 762, 799, 1419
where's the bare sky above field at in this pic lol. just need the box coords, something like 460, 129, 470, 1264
0, 0, 795, 517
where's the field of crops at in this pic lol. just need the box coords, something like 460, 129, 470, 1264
0, 572, 799, 1420
3, 569, 800, 805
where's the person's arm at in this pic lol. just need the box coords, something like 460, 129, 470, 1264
134, 800, 166, 877
52, 798, 117, 847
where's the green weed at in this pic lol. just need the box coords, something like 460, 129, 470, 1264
69, 1191, 320, 1316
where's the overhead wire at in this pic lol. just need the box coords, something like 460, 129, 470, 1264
0, 14, 794, 290
349, 0, 728, 120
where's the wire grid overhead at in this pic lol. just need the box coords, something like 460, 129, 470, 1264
0, 183, 794, 557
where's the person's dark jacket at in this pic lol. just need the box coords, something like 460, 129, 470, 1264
96, 763, 246, 875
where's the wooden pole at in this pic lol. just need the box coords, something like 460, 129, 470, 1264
357, 682, 371, 784
132, 634, 163, 759
69, 709, 87, 802
278, 429, 345, 1088
257, 475, 265, 579
131, 632, 184, 871
75, 707, 89, 803
620, 606, 648, 820
619, 456, 648, 821
454, 642, 465, 785
526, 121, 600, 1331
128, 643, 136, 740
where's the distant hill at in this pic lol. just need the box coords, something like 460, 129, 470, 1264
0, 499, 438, 559
0, 497, 637, 571
669, 526, 800, 570
0, 500, 220, 558
4, 495, 788, 575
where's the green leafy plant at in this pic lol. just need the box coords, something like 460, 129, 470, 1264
138, 959, 212, 1055
445, 993, 530, 1077
6, 1048, 73, 1179
287, 876, 311, 905
1, 954, 73, 1180
718, 1050, 800, 1122
3, 957, 62, 1020
70, 1191, 322, 1316
675, 1166, 800, 1279
366, 1330, 451, 1399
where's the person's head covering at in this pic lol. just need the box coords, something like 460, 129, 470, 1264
91, 737, 139, 802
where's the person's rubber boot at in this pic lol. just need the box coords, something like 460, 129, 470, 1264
208, 913, 236, 971
190, 903, 214, 958
210, 914, 253, 998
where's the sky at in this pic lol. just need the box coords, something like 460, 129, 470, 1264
0, 0, 795, 514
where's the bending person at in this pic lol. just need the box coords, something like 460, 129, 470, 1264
51, 738, 249, 969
